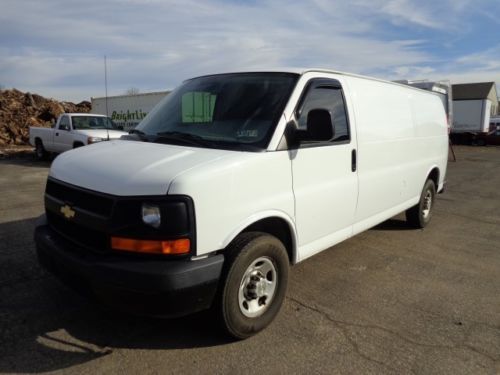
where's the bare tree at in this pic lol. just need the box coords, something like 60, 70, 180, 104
125, 87, 140, 95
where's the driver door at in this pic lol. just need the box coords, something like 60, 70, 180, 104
291, 78, 358, 261
54, 115, 73, 152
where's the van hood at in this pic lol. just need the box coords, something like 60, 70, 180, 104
49, 140, 234, 196
75, 129, 128, 139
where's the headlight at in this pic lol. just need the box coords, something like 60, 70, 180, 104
88, 137, 104, 144
142, 203, 161, 228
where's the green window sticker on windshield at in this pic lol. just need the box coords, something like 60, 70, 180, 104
182, 92, 216, 123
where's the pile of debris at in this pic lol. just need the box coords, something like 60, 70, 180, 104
0, 88, 90, 146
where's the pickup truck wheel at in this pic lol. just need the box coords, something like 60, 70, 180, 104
35, 140, 47, 160
219, 232, 289, 339
406, 179, 436, 228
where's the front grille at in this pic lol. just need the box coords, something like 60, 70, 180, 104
47, 211, 109, 252
46, 179, 114, 217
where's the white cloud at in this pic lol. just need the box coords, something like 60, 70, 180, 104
380, 0, 445, 29
392, 65, 436, 78
455, 47, 500, 72
0, 0, 498, 101
351, 0, 496, 31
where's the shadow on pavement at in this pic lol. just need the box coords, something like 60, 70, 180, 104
0, 217, 231, 374
372, 218, 414, 231
0, 215, 421, 372
0, 157, 52, 168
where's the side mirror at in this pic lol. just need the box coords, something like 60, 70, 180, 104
297, 109, 334, 142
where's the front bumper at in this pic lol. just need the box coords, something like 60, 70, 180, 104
35, 217, 224, 317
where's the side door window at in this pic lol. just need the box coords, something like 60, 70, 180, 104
59, 116, 70, 131
296, 80, 350, 145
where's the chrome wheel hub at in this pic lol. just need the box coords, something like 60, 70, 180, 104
238, 256, 277, 318
422, 190, 433, 219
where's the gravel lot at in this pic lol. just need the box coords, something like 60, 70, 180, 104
0, 146, 499, 374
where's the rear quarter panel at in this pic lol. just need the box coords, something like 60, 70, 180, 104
345, 76, 447, 233
29, 127, 54, 149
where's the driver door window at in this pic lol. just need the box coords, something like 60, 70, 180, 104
59, 116, 70, 131
297, 82, 350, 145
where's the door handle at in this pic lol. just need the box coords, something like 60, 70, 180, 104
351, 149, 357, 172
55, 132, 59, 136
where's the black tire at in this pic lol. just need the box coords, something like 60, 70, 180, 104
73, 142, 84, 148
406, 179, 436, 228
218, 232, 289, 339
34, 139, 47, 160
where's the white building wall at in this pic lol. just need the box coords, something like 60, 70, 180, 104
91, 91, 169, 130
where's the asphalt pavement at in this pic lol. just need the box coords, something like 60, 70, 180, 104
0, 146, 499, 374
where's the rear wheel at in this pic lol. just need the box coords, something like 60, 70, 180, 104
218, 232, 289, 339
406, 179, 436, 228
34, 139, 47, 160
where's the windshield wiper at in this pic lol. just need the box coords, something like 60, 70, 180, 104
154, 131, 215, 147
128, 128, 149, 141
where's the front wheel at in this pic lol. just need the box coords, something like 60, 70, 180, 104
218, 232, 289, 339
406, 179, 436, 228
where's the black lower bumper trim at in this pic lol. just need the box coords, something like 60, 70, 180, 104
35, 222, 224, 318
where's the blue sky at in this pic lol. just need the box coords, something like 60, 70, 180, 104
0, 0, 499, 102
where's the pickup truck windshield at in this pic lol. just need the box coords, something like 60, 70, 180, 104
72, 116, 118, 130
135, 73, 299, 150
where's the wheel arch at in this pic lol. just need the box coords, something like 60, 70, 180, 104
222, 212, 298, 265
426, 166, 440, 191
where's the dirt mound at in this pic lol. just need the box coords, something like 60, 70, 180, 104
0, 89, 90, 146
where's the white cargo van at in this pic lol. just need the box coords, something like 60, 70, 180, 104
35, 69, 448, 339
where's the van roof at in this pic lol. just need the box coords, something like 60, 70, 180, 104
190, 68, 439, 94
192, 68, 380, 80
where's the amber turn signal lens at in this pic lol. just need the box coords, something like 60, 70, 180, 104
111, 237, 190, 255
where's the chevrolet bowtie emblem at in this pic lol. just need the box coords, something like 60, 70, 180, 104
60, 204, 75, 219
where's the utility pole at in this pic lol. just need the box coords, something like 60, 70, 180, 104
104, 55, 109, 117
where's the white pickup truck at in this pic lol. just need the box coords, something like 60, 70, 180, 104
29, 113, 128, 159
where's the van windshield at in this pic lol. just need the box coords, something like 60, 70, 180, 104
135, 73, 298, 151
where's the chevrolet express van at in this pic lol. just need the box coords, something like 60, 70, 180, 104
35, 69, 448, 339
